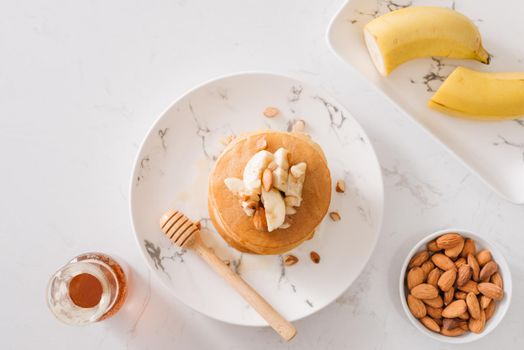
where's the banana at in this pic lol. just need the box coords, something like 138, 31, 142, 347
429, 67, 524, 120
364, 6, 489, 76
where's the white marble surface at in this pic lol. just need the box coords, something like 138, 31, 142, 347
1, 0, 522, 349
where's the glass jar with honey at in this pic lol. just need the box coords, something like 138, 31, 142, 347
47, 252, 128, 325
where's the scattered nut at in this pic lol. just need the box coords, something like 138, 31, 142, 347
263, 106, 279, 118
310, 251, 321, 264
220, 134, 235, 146
329, 211, 341, 222
256, 136, 268, 150
291, 119, 306, 132
335, 179, 346, 193
283, 254, 298, 266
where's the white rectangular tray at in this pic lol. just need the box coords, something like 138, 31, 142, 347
328, 0, 524, 204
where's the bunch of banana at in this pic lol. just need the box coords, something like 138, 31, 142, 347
363, 6, 524, 120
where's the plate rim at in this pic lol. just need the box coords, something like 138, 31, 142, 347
326, 0, 524, 205
128, 70, 385, 326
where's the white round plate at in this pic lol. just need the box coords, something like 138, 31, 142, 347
130, 72, 384, 326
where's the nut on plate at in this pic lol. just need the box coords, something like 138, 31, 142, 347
283, 254, 298, 266
329, 211, 341, 222
335, 179, 346, 193
263, 106, 279, 118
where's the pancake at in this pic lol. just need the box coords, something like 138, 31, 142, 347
208, 130, 332, 255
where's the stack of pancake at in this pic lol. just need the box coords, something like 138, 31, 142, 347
208, 130, 332, 255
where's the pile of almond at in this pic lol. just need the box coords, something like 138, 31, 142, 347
405, 233, 504, 337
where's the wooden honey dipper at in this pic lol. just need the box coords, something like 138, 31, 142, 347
159, 209, 297, 341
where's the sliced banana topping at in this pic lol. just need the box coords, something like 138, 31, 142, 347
286, 162, 307, 206
223, 144, 307, 232
261, 188, 286, 232
242, 150, 274, 194
272, 148, 289, 192
224, 177, 245, 195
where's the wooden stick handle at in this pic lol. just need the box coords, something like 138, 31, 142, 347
192, 238, 297, 341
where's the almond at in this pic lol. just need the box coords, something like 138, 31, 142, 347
423, 296, 444, 308
445, 238, 465, 259
478, 282, 503, 300
459, 321, 469, 331
420, 316, 440, 333
291, 119, 306, 132
438, 269, 457, 292
442, 318, 460, 330
263, 106, 279, 118
262, 168, 273, 191
436, 233, 463, 249
407, 294, 427, 318
455, 258, 466, 269
455, 291, 467, 300
468, 310, 486, 333
426, 306, 442, 319
426, 240, 440, 252
458, 280, 479, 295
479, 261, 498, 282
335, 179, 346, 193
407, 267, 425, 290
253, 207, 267, 231
480, 295, 492, 309
461, 238, 476, 258
441, 327, 466, 337
476, 249, 492, 267
434, 317, 443, 327
491, 272, 503, 289
420, 261, 434, 279
310, 251, 320, 264
456, 264, 472, 287
411, 284, 439, 300
431, 253, 455, 271
443, 288, 454, 306
442, 300, 467, 318
467, 253, 480, 281
426, 268, 442, 288
485, 299, 496, 321
256, 136, 268, 151
329, 211, 341, 222
283, 254, 298, 266
458, 311, 470, 320
466, 292, 481, 319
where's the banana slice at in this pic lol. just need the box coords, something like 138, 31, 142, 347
272, 148, 289, 192
242, 150, 274, 194
286, 162, 307, 206
261, 188, 286, 232
364, 6, 489, 76
224, 177, 245, 195
429, 67, 524, 120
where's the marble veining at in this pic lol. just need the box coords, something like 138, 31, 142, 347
493, 135, 524, 162
382, 165, 442, 206
410, 57, 456, 93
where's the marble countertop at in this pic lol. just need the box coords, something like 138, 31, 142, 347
1, 0, 522, 349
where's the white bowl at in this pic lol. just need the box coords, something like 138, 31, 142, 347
399, 229, 512, 344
